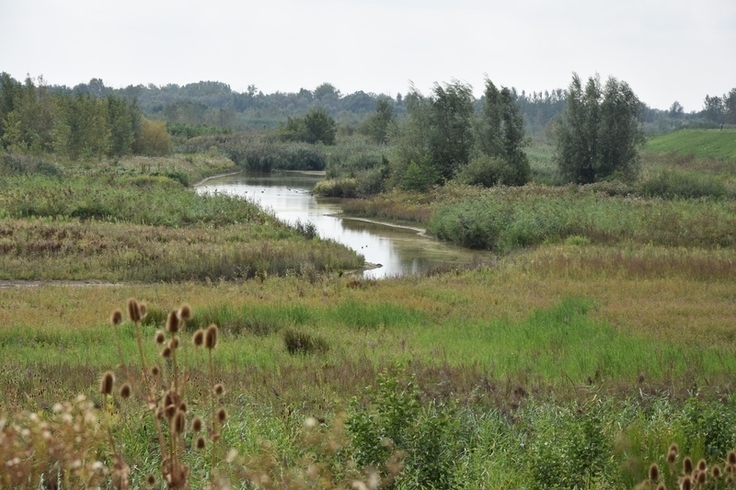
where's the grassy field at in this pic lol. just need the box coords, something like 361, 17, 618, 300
4, 135, 736, 488
644, 128, 736, 162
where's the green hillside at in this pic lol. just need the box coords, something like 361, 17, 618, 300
645, 128, 736, 162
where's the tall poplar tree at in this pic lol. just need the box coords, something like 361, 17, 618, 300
555, 73, 644, 184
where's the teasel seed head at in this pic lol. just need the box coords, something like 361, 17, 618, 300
192, 417, 203, 432
173, 410, 186, 434
164, 390, 176, 408
217, 407, 227, 424
214, 383, 225, 397
684, 456, 694, 475
680, 475, 692, 490
656, 484, 665, 490
668, 449, 678, 464
127, 298, 141, 322
728, 450, 736, 466
110, 309, 123, 326
166, 310, 179, 333
196, 436, 206, 450
100, 371, 115, 396
155, 330, 166, 345
193, 329, 204, 347
713, 464, 721, 479
119, 383, 131, 400
169, 337, 179, 350
178, 402, 187, 413
669, 443, 679, 457
205, 324, 218, 350
146, 474, 156, 487
697, 469, 706, 485
138, 303, 147, 320
161, 346, 171, 359
698, 459, 707, 472
649, 463, 660, 482
165, 403, 176, 420
728, 475, 734, 485
178, 304, 192, 321
151, 365, 160, 377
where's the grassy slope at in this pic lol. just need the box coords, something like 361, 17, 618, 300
644, 128, 736, 161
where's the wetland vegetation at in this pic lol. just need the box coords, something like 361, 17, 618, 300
2, 72, 736, 488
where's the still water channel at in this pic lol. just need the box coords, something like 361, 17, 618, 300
197, 172, 483, 279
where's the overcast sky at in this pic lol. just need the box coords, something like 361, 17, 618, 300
1, 0, 734, 111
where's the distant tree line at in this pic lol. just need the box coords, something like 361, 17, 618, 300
702, 88, 736, 125
15, 73, 735, 136
0, 73, 171, 159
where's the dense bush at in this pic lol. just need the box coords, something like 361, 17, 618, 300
313, 178, 358, 198
638, 169, 730, 199
428, 185, 736, 251
0, 152, 61, 177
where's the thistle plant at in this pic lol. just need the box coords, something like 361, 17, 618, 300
107, 298, 228, 489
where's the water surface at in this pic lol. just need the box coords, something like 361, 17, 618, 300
197, 172, 483, 279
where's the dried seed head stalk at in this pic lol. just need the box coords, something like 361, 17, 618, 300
155, 331, 166, 345
193, 329, 204, 347
100, 371, 115, 396
217, 407, 227, 424
173, 410, 186, 434
166, 310, 179, 333
119, 383, 131, 400
178, 304, 192, 322
684, 456, 694, 475
111, 309, 123, 326
205, 324, 218, 350
649, 463, 659, 482
127, 298, 141, 323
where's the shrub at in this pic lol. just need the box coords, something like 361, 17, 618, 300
313, 178, 358, 198
401, 157, 440, 192
638, 169, 729, 199
346, 371, 468, 489
0, 152, 61, 177
283, 328, 329, 355
455, 155, 509, 187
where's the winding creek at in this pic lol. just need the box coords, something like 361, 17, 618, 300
196, 172, 484, 279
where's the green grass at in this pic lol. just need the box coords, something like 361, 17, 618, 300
427, 184, 736, 252
644, 128, 736, 162
4, 293, 736, 488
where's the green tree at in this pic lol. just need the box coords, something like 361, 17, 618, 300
428, 81, 474, 181
475, 80, 529, 186
303, 107, 336, 145
360, 97, 394, 144
555, 73, 644, 184
105, 94, 137, 157
669, 101, 684, 119
703, 95, 724, 124
280, 108, 337, 145
136, 118, 172, 156
401, 155, 440, 192
724, 88, 736, 125
0, 73, 23, 146
390, 89, 432, 188
54, 92, 109, 160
